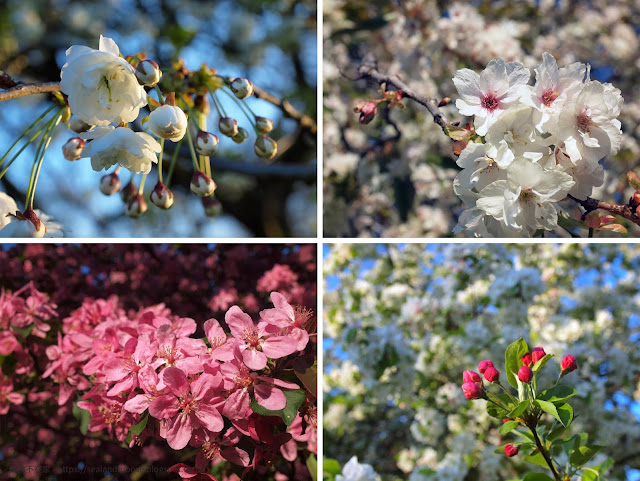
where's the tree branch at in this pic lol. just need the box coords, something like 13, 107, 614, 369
568, 194, 640, 227
0, 82, 61, 102
251, 84, 317, 135
355, 59, 452, 134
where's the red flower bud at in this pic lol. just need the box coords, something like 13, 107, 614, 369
478, 360, 494, 374
521, 353, 533, 367
561, 355, 577, 373
462, 382, 483, 400
484, 366, 500, 383
518, 366, 533, 383
502, 419, 512, 423
463, 370, 482, 384
531, 347, 546, 364
504, 444, 519, 457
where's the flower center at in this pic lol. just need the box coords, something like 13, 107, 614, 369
481, 93, 500, 111
294, 307, 313, 328
210, 336, 226, 350
178, 393, 197, 416
203, 440, 222, 460
242, 328, 262, 349
234, 367, 254, 388
541, 90, 559, 107
577, 111, 593, 135
519, 189, 538, 205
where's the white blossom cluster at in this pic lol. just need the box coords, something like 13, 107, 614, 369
452, 53, 623, 237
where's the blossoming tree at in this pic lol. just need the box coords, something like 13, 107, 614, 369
323, 243, 640, 481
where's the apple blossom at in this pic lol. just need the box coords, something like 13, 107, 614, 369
477, 360, 494, 374
190, 171, 217, 197
99, 172, 121, 195
135, 59, 161, 87
518, 365, 533, 383
463, 370, 482, 384
462, 382, 483, 400
531, 346, 546, 364
561, 354, 577, 373
483, 366, 500, 383
504, 444, 519, 457
150, 182, 174, 209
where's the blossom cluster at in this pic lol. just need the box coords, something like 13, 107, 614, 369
452, 53, 623, 237
0, 281, 317, 480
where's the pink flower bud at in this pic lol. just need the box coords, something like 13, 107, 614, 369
120, 180, 137, 203
195, 131, 219, 156
521, 353, 533, 367
357, 101, 377, 124
230, 78, 254, 99
504, 445, 519, 457
502, 419, 512, 423
99, 172, 121, 196
125, 194, 148, 218
62, 137, 85, 161
190, 171, 216, 197
518, 366, 533, 383
150, 182, 174, 209
136, 60, 162, 87
531, 347, 546, 364
463, 370, 482, 384
484, 366, 500, 383
478, 360, 494, 374
560, 355, 577, 373
202, 196, 222, 217
219, 117, 239, 137
462, 382, 483, 400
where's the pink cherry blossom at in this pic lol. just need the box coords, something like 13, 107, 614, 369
259, 292, 311, 350
0, 370, 25, 414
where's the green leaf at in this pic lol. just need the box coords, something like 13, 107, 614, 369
486, 393, 512, 419
531, 353, 554, 373
570, 445, 604, 468
249, 389, 306, 426
509, 400, 529, 418
524, 453, 551, 469
512, 429, 536, 444
522, 473, 554, 481
499, 420, 519, 434
535, 399, 566, 425
538, 385, 577, 404
444, 125, 473, 141
557, 403, 573, 427
547, 425, 567, 442
323, 459, 342, 477
505, 338, 529, 389
296, 362, 317, 398
72, 402, 90, 435
307, 454, 317, 481
130, 411, 149, 436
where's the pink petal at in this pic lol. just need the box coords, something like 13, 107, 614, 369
280, 438, 298, 462
223, 388, 250, 419
149, 394, 180, 419
191, 373, 219, 400
138, 364, 160, 393
211, 341, 238, 362
7, 392, 24, 405
261, 336, 298, 359
168, 463, 198, 479
124, 394, 151, 414
222, 446, 250, 466
204, 319, 225, 341
103, 359, 128, 382
225, 306, 254, 339
259, 308, 292, 328
161, 367, 190, 397
166, 414, 193, 450
256, 376, 299, 390
107, 375, 136, 396
175, 356, 204, 375
194, 404, 224, 432
254, 383, 286, 411
242, 349, 267, 370
58, 384, 75, 405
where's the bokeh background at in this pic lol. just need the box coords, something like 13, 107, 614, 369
324, 243, 640, 481
0, 0, 317, 237
323, 0, 640, 237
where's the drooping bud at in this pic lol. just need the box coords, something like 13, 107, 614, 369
120, 180, 137, 204
219, 117, 239, 137
462, 382, 483, 400
148, 105, 188, 142
560, 355, 577, 374
125, 194, 148, 218
518, 366, 533, 383
255, 116, 273, 134
62, 137, 85, 161
531, 347, 546, 364
484, 366, 500, 383
254, 135, 278, 159
136, 59, 162, 87
202, 196, 223, 217
150, 182, 174, 209
69, 115, 92, 133
190, 171, 216, 197
100, 172, 121, 195
0, 208, 46, 238
195, 131, 219, 156
478, 360, 494, 374
230, 78, 254, 99
521, 353, 533, 367
463, 370, 482, 384
354, 100, 378, 124
504, 445, 519, 457
232, 127, 249, 144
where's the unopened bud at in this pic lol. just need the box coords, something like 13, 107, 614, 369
148, 105, 187, 142
136, 60, 162, 87
531, 347, 546, 364
100, 172, 121, 195
355, 100, 377, 124
483, 366, 500, 383
69, 115, 92, 133
190, 171, 216, 197
462, 370, 482, 384
202, 196, 223, 217
585, 211, 601, 229
632, 191, 640, 207
230, 78, 254, 99
478, 360, 494, 374
438, 97, 451, 107
195, 131, 219, 156
518, 366, 533, 383
232, 127, 249, 144
194, 95, 210, 115
62, 137, 85, 161
0, 208, 46, 238
121, 180, 137, 204
150, 182, 174, 209
636, 205, 640, 218
219, 117, 239, 137
504, 445, 519, 457
125, 194, 148, 218
254, 135, 278, 159
255, 116, 273, 134
560, 354, 577, 374
462, 382, 483, 400
521, 353, 532, 367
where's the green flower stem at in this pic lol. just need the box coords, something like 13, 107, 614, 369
154, 85, 164, 104
197, 113, 212, 179
529, 424, 562, 481
184, 122, 201, 172
138, 173, 148, 195
485, 390, 512, 411
588, 227, 594, 238
496, 382, 519, 404
208, 90, 228, 119
0, 104, 57, 168
25, 110, 63, 209
157, 138, 165, 184
165, 137, 182, 187
220, 87, 260, 135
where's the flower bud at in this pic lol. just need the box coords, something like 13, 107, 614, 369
232, 127, 249, 144
202, 196, 222, 217
478, 360, 494, 374
632, 191, 640, 207
521, 353, 532, 367
195, 131, 219, 156
121, 180, 138, 204
354, 100, 377, 124
560, 355, 577, 373
219, 117, 239, 137
230, 78, 254, 99
518, 366, 533, 383
190, 171, 216, 197
504, 445, 519, 457
254, 135, 278, 159
636, 204, 640, 218
484, 366, 500, 383
125, 194, 148, 218
462, 382, 483, 400
136, 59, 162, 87
463, 370, 482, 384
69, 115, 92, 133
100, 172, 121, 196
150, 181, 174, 209
148, 105, 188, 142
0, 208, 46, 238
531, 347, 546, 364
255, 116, 273, 134
62, 137, 85, 161
194, 94, 209, 115
502, 419, 512, 423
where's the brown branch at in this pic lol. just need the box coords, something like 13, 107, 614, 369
355, 59, 452, 134
251, 84, 317, 135
0, 82, 61, 102
568, 194, 640, 227
529, 422, 562, 481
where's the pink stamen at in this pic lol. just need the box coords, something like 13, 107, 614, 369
481, 94, 500, 111
541, 90, 559, 107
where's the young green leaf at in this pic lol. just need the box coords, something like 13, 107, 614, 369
534, 399, 566, 426
249, 389, 306, 426
323, 459, 342, 477
509, 400, 530, 418
557, 403, 573, 427
130, 411, 149, 436
506, 338, 529, 389
499, 420, 519, 434
307, 454, 318, 481
522, 473, 554, 481
531, 353, 554, 373
524, 453, 551, 469
538, 385, 577, 404
570, 445, 604, 468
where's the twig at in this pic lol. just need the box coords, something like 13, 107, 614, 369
568, 194, 640, 227
530, 424, 562, 481
355, 59, 452, 134
251, 84, 317, 135
0, 82, 61, 102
